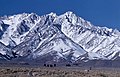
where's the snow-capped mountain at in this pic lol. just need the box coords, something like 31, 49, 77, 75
0, 11, 120, 62
55, 12, 120, 60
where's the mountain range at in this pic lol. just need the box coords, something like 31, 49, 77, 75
0, 11, 120, 63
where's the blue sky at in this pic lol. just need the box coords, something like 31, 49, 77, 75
0, 0, 120, 30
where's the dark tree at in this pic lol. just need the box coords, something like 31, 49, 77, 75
44, 64, 46, 67
54, 64, 56, 67
47, 64, 49, 67
50, 64, 53, 67
66, 64, 71, 67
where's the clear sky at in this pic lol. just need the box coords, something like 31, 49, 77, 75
0, 0, 120, 30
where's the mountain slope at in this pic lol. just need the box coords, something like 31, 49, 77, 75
0, 11, 120, 62
0, 13, 87, 62
54, 11, 120, 60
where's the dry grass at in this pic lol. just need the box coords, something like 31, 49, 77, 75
0, 67, 119, 77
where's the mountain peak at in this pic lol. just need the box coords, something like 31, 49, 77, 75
64, 11, 74, 16
48, 12, 57, 17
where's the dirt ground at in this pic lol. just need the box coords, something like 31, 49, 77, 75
0, 66, 120, 77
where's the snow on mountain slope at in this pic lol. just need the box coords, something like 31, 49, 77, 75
0, 42, 14, 60
54, 11, 120, 60
11, 14, 86, 62
0, 11, 120, 61
0, 13, 40, 46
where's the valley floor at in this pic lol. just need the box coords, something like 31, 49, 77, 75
0, 66, 120, 77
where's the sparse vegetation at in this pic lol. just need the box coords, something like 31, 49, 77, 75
0, 67, 119, 77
